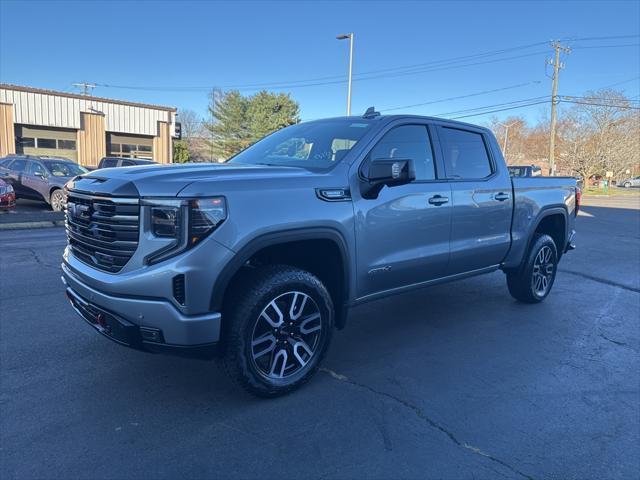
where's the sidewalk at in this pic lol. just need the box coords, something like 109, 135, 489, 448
0, 200, 64, 230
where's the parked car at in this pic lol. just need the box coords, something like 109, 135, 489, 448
0, 155, 87, 211
0, 178, 16, 210
93, 157, 157, 170
508, 165, 542, 177
61, 111, 578, 397
619, 176, 640, 188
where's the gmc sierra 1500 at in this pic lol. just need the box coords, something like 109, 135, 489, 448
61, 110, 578, 396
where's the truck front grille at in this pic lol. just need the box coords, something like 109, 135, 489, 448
65, 191, 140, 273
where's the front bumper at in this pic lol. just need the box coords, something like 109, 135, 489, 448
62, 263, 222, 358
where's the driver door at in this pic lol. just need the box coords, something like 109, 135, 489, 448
352, 123, 452, 299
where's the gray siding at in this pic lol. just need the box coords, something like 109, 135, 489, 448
0, 87, 176, 137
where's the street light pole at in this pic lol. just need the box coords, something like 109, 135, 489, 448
498, 121, 516, 162
336, 33, 354, 115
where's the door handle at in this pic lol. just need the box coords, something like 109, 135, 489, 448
494, 192, 510, 202
428, 195, 449, 206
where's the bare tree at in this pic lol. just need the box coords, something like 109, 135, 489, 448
176, 109, 208, 162
561, 90, 638, 184
487, 89, 639, 183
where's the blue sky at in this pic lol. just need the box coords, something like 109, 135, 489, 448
1, 0, 638, 125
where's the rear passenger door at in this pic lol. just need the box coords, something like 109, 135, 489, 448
435, 125, 513, 275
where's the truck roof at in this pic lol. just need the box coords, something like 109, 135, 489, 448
304, 113, 492, 134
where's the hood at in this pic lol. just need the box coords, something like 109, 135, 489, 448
65, 162, 316, 197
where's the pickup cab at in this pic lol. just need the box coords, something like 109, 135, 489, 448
61, 111, 578, 396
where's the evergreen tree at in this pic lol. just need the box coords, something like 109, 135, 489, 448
205, 90, 299, 160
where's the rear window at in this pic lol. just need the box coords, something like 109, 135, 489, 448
101, 158, 118, 168
9, 159, 28, 173
440, 127, 493, 179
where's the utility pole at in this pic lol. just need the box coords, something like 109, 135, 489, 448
72, 82, 96, 96
547, 41, 570, 176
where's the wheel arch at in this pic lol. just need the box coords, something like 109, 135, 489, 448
48, 185, 63, 202
527, 206, 568, 262
211, 228, 351, 329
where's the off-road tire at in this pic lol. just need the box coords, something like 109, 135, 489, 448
507, 234, 558, 303
222, 265, 334, 397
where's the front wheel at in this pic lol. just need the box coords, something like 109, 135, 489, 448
50, 189, 65, 212
222, 265, 334, 397
506, 234, 558, 303
624, 182, 632, 188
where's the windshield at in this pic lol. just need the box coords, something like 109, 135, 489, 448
229, 119, 374, 170
45, 161, 87, 177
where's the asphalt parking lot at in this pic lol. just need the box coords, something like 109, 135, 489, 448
1, 195, 639, 480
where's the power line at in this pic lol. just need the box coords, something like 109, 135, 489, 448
560, 99, 640, 109
561, 95, 640, 103
571, 43, 640, 50
92, 34, 640, 94
563, 34, 640, 42
435, 96, 550, 117
448, 100, 550, 119
378, 81, 542, 113
96, 51, 549, 92
97, 42, 551, 92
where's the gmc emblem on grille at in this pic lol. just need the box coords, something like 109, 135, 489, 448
68, 202, 90, 220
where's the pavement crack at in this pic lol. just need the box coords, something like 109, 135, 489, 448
559, 269, 639, 293
320, 368, 535, 480
598, 333, 627, 347
26, 248, 60, 271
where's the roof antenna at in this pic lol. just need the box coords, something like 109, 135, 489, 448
363, 106, 380, 119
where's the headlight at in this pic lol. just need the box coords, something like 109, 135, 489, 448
141, 197, 227, 264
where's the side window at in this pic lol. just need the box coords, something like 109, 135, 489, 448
122, 160, 135, 166
439, 127, 493, 179
28, 162, 46, 176
102, 159, 117, 168
10, 159, 28, 173
369, 125, 435, 181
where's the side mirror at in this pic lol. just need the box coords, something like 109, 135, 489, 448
361, 158, 416, 199
34, 171, 46, 178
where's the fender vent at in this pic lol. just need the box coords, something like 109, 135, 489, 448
173, 274, 186, 305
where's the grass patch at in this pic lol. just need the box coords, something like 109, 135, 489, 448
583, 187, 640, 197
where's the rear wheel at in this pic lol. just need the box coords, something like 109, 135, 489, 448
50, 189, 65, 212
222, 265, 334, 397
624, 181, 632, 188
507, 234, 558, 303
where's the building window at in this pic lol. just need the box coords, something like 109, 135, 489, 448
57, 139, 77, 150
16, 137, 35, 148
36, 138, 57, 149
108, 142, 152, 159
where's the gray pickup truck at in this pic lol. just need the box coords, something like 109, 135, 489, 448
61, 111, 578, 396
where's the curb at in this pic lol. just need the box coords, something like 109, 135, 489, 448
0, 220, 65, 230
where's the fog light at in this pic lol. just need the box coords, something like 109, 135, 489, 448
140, 327, 164, 343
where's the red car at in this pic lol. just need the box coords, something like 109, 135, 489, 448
0, 178, 16, 209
